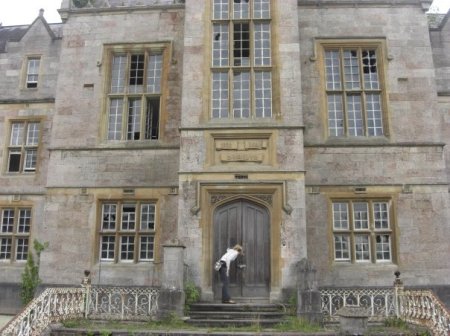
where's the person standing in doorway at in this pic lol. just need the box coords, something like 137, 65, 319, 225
218, 244, 243, 304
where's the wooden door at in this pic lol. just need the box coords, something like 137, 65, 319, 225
213, 199, 270, 299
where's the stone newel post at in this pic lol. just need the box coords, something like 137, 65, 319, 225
296, 258, 323, 324
157, 240, 186, 318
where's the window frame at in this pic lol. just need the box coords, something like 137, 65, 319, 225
24, 56, 41, 89
210, 0, 273, 120
319, 40, 389, 139
103, 43, 170, 142
98, 200, 157, 264
330, 198, 395, 264
0, 206, 32, 263
6, 120, 41, 174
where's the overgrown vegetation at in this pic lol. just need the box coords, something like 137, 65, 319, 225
20, 239, 48, 305
184, 281, 200, 314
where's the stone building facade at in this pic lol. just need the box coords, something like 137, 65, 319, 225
0, 0, 449, 314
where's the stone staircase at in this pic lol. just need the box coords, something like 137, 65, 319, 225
186, 302, 291, 328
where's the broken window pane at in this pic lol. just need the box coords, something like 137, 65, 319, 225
212, 24, 229, 67
234, 23, 250, 66
145, 98, 160, 140
102, 204, 117, 231
129, 54, 145, 93
362, 49, 379, 90
121, 204, 136, 231
8, 150, 21, 172
127, 99, 141, 140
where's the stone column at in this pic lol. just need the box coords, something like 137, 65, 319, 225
296, 258, 323, 324
157, 240, 186, 318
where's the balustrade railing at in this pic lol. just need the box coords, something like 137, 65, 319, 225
0, 285, 160, 336
0, 287, 85, 336
399, 289, 450, 336
320, 287, 396, 322
86, 286, 160, 320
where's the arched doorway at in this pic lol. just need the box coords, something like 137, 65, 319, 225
213, 199, 270, 299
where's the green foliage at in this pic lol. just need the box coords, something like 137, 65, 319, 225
287, 292, 298, 315
184, 281, 201, 314
273, 316, 322, 332
20, 239, 48, 305
384, 317, 409, 329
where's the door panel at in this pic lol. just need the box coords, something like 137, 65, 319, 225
213, 199, 270, 299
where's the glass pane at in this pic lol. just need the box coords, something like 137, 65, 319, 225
24, 150, 37, 171
327, 94, 344, 136
129, 54, 145, 93
373, 202, 389, 229
254, 71, 272, 117
376, 234, 391, 261
110, 55, 127, 93
212, 72, 229, 118
102, 204, 116, 231
354, 235, 370, 261
333, 202, 349, 229
233, 0, 249, 19
147, 54, 162, 93
139, 235, 154, 261
366, 94, 384, 136
8, 150, 21, 172
334, 234, 350, 260
120, 236, 135, 261
353, 202, 369, 229
233, 71, 250, 118
347, 95, 363, 136
254, 23, 271, 66
0, 238, 12, 260
100, 236, 115, 261
253, 0, 270, 19
1, 209, 14, 233
213, 0, 229, 19
141, 204, 155, 231
343, 50, 360, 90
233, 23, 250, 66
362, 49, 379, 90
10, 123, 24, 146
26, 123, 40, 146
108, 99, 123, 140
213, 24, 229, 67
145, 98, 160, 140
127, 99, 141, 140
18, 209, 31, 233
325, 50, 341, 90
121, 204, 136, 230
16, 238, 29, 261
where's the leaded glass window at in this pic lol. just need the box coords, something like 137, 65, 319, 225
332, 200, 393, 263
99, 201, 156, 263
324, 46, 385, 137
211, 0, 272, 119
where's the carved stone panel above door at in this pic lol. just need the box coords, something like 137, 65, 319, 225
207, 131, 276, 167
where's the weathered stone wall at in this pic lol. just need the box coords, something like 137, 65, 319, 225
299, 5, 441, 144
300, 4, 450, 287
430, 13, 450, 93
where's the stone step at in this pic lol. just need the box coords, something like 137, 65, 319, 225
187, 302, 290, 328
